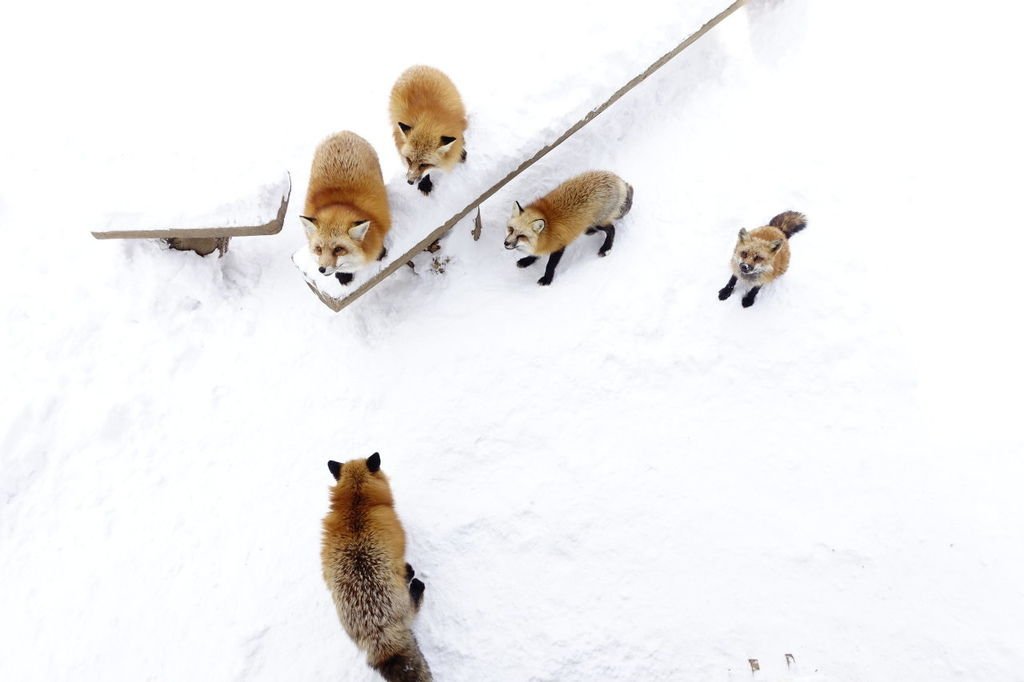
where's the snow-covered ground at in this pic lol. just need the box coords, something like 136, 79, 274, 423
2, 1, 1023, 681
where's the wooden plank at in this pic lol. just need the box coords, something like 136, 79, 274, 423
91, 173, 291, 240
299, 0, 747, 313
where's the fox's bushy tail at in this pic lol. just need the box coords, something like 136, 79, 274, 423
372, 634, 432, 682
769, 210, 807, 238
615, 182, 634, 220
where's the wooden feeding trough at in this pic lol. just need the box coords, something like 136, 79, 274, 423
92, 172, 292, 256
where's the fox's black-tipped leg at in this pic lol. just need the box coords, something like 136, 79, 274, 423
741, 286, 761, 308
537, 248, 564, 286
718, 275, 737, 301
517, 255, 538, 268
409, 578, 425, 610
596, 225, 615, 257
417, 174, 433, 195
377, 246, 388, 261
405, 563, 415, 582
460, 148, 467, 163
336, 272, 354, 286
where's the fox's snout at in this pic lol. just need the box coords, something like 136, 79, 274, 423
739, 262, 753, 274
504, 239, 517, 250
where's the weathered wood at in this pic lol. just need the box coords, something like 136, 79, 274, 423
302, 0, 747, 312
472, 208, 483, 241
167, 236, 230, 257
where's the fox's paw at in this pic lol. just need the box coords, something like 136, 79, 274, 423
336, 272, 354, 286
405, 563, 415, 582
377, 246, 388, 262
598, 246, 612, 257
741, 294, 757, 307
718, 286, 734, 301
417, 175, 433, 195
409, 578, 426, 607
460, 148, 468, 163
537, 275, 553, 286
517, 256, 538, 269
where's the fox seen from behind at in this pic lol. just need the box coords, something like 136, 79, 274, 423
321, 453, 431, 682
719, 210, 808, 307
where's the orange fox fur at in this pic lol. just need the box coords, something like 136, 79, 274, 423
389, 66, 467, 189
720, 210, 807, 307
302, 131, 391, 275
504, 171, 633, 285
321, 453, 431, 682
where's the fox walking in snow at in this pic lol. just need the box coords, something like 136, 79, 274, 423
390, 65, 468, 196
301, 132, 391, 286
505, 170, 633, 286
321, 453, 432, 682
718, 210, 808, 307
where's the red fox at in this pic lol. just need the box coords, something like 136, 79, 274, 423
302, 132, 391, 286
504, 170, 633, 285
718, 210, 807, 307
321, 453, 431, 682
389, 65, 468, 196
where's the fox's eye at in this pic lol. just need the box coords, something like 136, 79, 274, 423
333, 246, 346, 256
314, 246, 322, 255
754, 255, 763, 262
419, 163, 432, 171
507, 226, 513, 234
740, 251, 748, 258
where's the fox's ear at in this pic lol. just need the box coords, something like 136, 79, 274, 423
348, 221, 371, 241
737, 228, 749, 242
328, 460, 342, 480
439, 135, 457, 152
531, 219, 546, 234
770, 239, 784, 252
366, 452, 381, 473
300, 215, 318, 237
512, 201, 523, 217
397, 122, 412, 136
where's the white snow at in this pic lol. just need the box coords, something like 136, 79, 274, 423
99, 169, 290, 232
2, 1, 1024, 681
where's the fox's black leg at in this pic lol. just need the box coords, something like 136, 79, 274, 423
409, 578, 425, 610
741, 286, 761, 308
537, 248, 564, 286
460, 148, 467, 163
718, 275, 737, 301
405, 563, 415, 582
377, 246, 388, 261
596, 225, 615, 257
336, 272, 354, 286
517, 255, 538, 268
417, 174, 433, 195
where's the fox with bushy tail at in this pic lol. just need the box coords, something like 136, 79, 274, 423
719, 210, 807, 307
321, 453, 432, 682
505, 170, 633, 286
